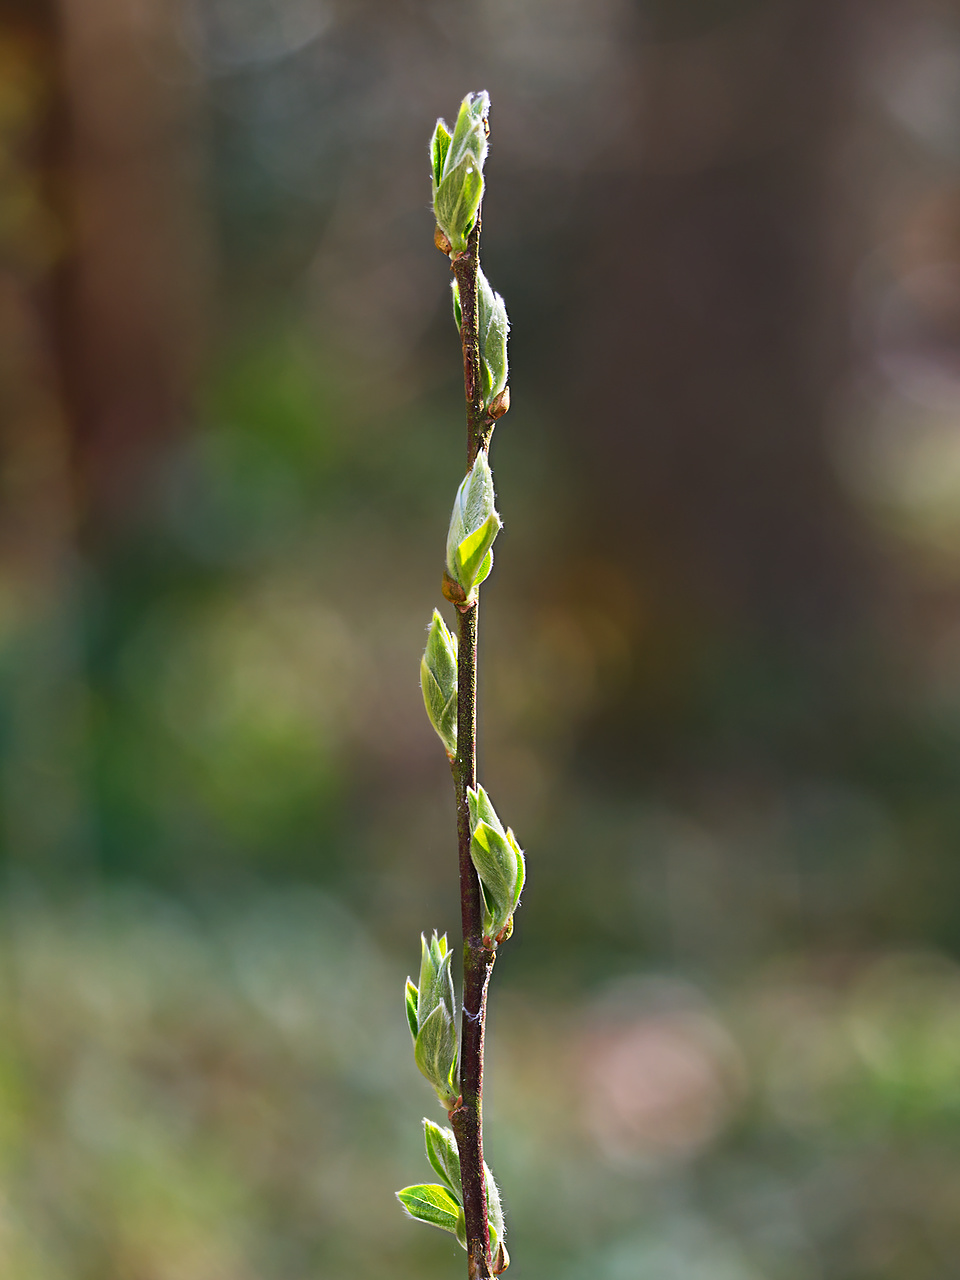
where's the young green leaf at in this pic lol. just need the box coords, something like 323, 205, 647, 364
414, 1002, 458, 1106
445, 453, 501, 599
471, 822, 522, 938
484, 1160, 505, 1250
435, 163, 484, 256
396, 1183, 464, 1237
420, 609, 458, 757
456, 514, 499, 591
405, 978, 419, 1040
467, 786, 525, 942
416, 932, 456, 1029
445, 92, 489, 177
477, 268, 509, 409
451, 272, 509, 418
474, 549, 493, 589
431, 92, 490, 253
424, 1119, 462, 1197
467, 783, 503, 835
430, 119, 452, 189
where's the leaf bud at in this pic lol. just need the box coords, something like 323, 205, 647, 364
405, 932, 459, 1107
414, 1004, 459, 1109
451, 269, 510, 417
477, 268, 509, 409
487, 387, 510, 420
421, 609, 458, 758
431, 92, 490, 254
467, 786, 525, 944
417, 930, 456, 1030
417, 1120, 507, 1263
441, 571, 469, 607
445, 452, 501, 602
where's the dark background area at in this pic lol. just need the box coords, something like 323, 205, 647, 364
3, 0, 960, 1276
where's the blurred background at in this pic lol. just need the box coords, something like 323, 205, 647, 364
3, 0, 960, 1275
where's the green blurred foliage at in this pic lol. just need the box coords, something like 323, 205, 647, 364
4, 0, 960, 1275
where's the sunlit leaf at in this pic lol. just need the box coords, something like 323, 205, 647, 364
423, 1118, 462, 1197
396, 1183, 463, 1236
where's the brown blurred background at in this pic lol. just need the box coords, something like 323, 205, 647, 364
3, 0, 960, 1276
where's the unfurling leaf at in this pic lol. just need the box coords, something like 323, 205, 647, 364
430, 119, 452, 189
445, 453, 501, 601
467, 785, 525, 943
405, 978, 419, 1040
485, 1159, 506, 1253
397, 1183, 464, 1238
417, 931, 456, 1030
405, 934, 459, 1106
424, 1118, 462, 1196
414, 1002, 458, 1107
451, 270, 510, 418
421, 609, 458, 757
413, 1122, 508, 1264
431, 92, 489, 254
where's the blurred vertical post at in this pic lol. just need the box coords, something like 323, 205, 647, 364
0, 0, 205, 876
58, 0, 207, 529
0, 0, 86, 874
563, 0, 872, 755
0, 0, 72, 589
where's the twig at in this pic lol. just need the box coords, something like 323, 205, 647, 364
398, 92, 520, 1280
448, 305, 495, 1264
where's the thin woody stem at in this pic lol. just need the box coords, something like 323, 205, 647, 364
451, 215, 495, 467
451, 603, 495, 1280
448, 214, 497, 1280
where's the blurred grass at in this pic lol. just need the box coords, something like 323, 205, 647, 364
0, 889, 957, 1278
3, 288, 960, 1279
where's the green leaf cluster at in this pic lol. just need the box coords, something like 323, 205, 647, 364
445, 452, 501, 601
467, 786, 525, 945
420, 609, 457, 758
404, 932, 459, 1108
431, 92, 489, 254
397, 1120, 509, 1271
